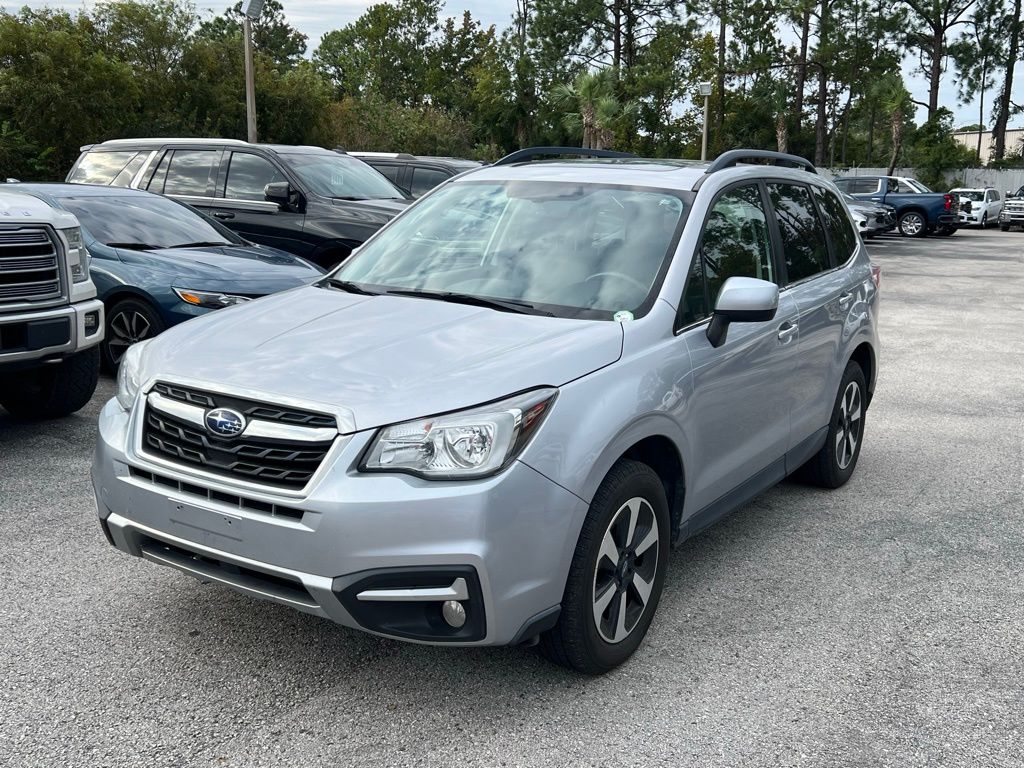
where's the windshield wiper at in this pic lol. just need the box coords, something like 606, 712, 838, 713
381, 288, 554, 316
169, 240, 233, 248
323, 278, 382, 295
332, 196, 370, 201
105, 242, 162, 251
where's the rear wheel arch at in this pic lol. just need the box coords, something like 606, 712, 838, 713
848, 342, 876, 406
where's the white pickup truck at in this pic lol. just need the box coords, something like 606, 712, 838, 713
0, 188, 104, 419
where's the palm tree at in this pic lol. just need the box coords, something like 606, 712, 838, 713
550, 69, 637, 150
875, 74, 914, 175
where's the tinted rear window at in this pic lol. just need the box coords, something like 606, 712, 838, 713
767, 182, 832, 284
69, 151, 143, 186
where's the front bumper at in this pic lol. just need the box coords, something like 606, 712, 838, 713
92, 396, 587, 646
0, 298, 104, 366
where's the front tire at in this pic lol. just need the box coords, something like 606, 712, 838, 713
898, 211, 927, 238
795, 360, 867, 488
539, 459, 670, 674
1000, 223, 1011, 232
0, 346, 100, 420
981, 213, 988, 228
102, 298, 164, 372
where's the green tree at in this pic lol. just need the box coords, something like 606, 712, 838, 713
314, 0, 439, 104
550, 69, 637, 149
197, 0, 306, 69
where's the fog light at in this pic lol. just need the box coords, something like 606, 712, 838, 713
442, 600, 466, 628
84, 311, 99, 334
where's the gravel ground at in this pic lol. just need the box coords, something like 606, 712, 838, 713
1, 228, 1022, 767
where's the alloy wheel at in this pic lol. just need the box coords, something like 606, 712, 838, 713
592, 496, 659, 644
900, 213, 924, 236
835, 381, 863, 470
108, 309, 153, 365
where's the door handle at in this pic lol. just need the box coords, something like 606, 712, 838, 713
777, 322, 798, 341
212, 211, 235, 220
838, 291, 854, 309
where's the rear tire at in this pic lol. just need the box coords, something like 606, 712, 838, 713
935, 225, 957, 236
898, 211, 928, 238
0, 346, 100, 420
795, 360, 867, 489
538, 459, 670, 674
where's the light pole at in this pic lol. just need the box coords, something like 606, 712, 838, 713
699, 81, 713, 162
241, 0, 263, 143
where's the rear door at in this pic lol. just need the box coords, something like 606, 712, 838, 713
207, 150, 307, 254
676, 181, 800, 512
767, 181, 860, 454
143, 147, 222, 216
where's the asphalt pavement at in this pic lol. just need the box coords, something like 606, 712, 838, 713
1, 227, 1022, 767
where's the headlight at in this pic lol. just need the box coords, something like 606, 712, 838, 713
361, 388, 558, 479
61, 227, 91, 283
116, 339, 150, 410
173, 288, 251, 309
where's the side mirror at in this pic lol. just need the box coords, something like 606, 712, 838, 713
706, 276, 779, 349
265, 181, 300, 209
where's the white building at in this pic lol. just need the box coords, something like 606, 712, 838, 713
952, 127, 1024, 164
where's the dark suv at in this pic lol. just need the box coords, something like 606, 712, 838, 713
67, 139, 410, 268
344, 152, 483, 198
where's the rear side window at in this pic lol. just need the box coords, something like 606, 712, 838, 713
410, 167, 449, 197
160, 150, 219, 196
371, 163, 402, 184
680, 183, 774, 325
990, 190, 999, 201
69, 151, 141, 186
836, 178, 879, 195
813, 186, 858, 264
224, 152, 285, 201
767, 183, 831, 284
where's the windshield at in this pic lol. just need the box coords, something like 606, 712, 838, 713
284, 153, 405, 200
334, 181, 690, 319
59, 194, 242, 248
954, 190, 984, 201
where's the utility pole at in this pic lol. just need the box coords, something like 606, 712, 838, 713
241, 0, 263, 143
699, 82, 713, 161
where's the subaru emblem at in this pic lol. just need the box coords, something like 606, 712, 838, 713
205, 408, 246, 438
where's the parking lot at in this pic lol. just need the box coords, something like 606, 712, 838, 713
1, 227, 1021, 767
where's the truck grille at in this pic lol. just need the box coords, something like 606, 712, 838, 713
142, 382, 337, 490
0, 228, 62, 304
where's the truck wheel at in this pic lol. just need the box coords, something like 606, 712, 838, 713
0, 346, 100, 420
538, 459, 670, 674
102, 298, 164, 372
898, 211, 927, 237
935, 226, 957, 236
1000, 224, 1011, 232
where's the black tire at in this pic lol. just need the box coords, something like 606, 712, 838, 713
981, 213, 988, 228
1000, 224, 1011, 232
0, 346, 100, 420
795, 360, 867, 489
898, 211, 928, 238
538, 459, 670, 674
102, 297, 165, 372
935, 226, 957, 236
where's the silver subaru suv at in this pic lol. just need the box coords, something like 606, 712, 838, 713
93, 148, 879, 674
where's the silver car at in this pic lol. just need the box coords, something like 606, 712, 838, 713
93, 148, 880, 673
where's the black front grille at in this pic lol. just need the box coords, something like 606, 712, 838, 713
0, 228, 61, 304
152, 382, 336, 428
142, 401, 335, 489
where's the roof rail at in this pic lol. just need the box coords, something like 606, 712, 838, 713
493, 146, 636, 166
705, 149, 816, 175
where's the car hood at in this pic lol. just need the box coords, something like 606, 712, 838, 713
113, 243, 323, 287
138, 285, 624, 431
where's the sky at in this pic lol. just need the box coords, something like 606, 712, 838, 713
8, 0, 1020, 129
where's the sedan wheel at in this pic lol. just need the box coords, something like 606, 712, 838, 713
898, 211, 926, 237
102, 298, 165, 372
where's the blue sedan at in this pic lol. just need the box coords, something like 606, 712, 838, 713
15, 184, 324, 370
